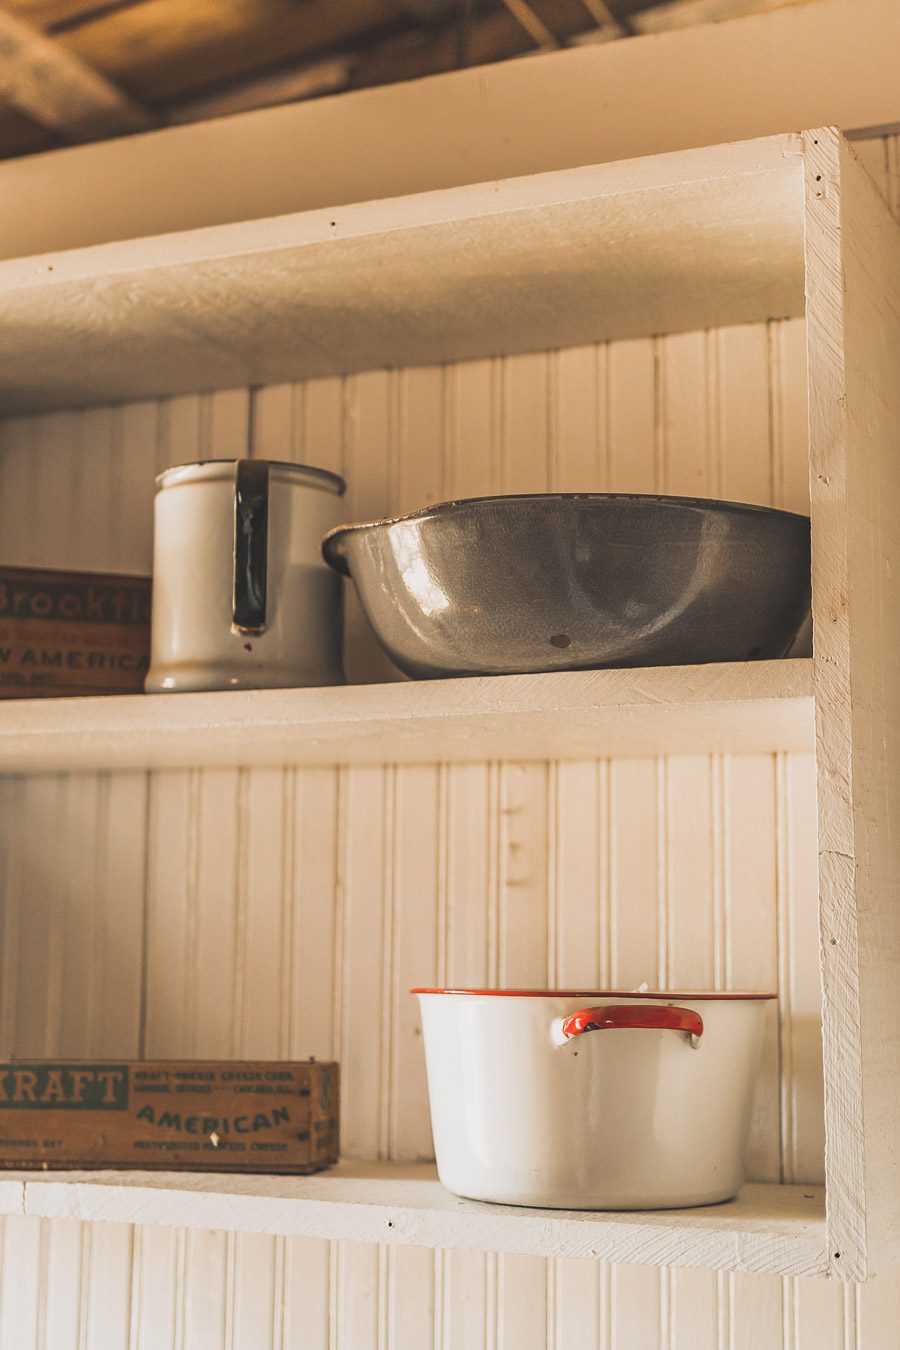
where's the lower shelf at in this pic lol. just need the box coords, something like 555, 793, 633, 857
0, 1161, 827, 1277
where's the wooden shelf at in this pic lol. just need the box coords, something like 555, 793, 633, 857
0, 134, 805, 414
0, 660, 813, 773
0, 1162, 826, 1277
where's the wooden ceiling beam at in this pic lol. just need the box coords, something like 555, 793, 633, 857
165, 0, 614, 125
57, 0, 408, 106
577, 0, 631, 34
498, 0, 561, 48
0, 5, 154, 139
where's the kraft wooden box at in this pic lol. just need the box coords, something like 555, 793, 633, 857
0, 566, 151, 697
0, 1061, 339, 1173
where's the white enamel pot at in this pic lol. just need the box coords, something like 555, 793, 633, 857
146, 459, 345, 693
413, 988, 775, 1210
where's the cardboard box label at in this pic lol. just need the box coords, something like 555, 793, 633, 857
0, 567, 151, 697
0, 1061, 339, 1173
0, 1064, 129, 1110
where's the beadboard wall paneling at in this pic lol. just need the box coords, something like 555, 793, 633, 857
0, 167, 898, 1345
0, 320, 829, 1347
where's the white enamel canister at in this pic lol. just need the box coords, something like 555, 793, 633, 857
146, 459, 345, 693
413, 988, 774, 1210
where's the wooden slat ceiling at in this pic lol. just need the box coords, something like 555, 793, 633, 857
0, 0, 817, 161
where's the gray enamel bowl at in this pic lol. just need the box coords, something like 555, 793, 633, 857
322, 494, 811, 679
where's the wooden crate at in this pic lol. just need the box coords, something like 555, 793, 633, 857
0, 566, 150, 696
0, 1061, 338, 1173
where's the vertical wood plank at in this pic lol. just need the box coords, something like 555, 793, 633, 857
497, 1255, 547, 1350
446, 359, 498, 500
728, 1273, 785, 1350
769, 317, 810, 517
178, 1231, 228, 1350
396, 366, 446, 515
81, 1222, 134, 1350
554, 1257, 606, 1350
339, 765, 389, 1159
342, 369, 400, 684
128, 1227, 179, 1350
717, 323, 772, 506
0, 1216, 42, 1350
658, 330, 714, 496
143, 770, 195, 1057
612, 1266, 661, 1350
665, 756, 715, 989
724, 756, 780, 1183
858, 1260, 900, 1350
41, 1220, 84, 1350
669, 1267, 719, 1350
391, 765, 440, 1160
606, 338, 656, 492
609, 759, 661, 988
443, 764, 492, 989
440, 763, 492, 1349
289, 768, 340, 1059
793, 1278, 846, 1350
550, 344, 606, 492
778, 753, 825, 1185
229, 1232, 277, 1350
388, 1247, 436, 1350
501, 352, 548, 493
552, 761, 604, 988
335, 1242, 381, 1350
281, 1238, 332, 1350
497, 763, 549, 987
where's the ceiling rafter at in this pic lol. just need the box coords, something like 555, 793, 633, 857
497, 0, 561, 49
578, 0, 633, 33
0, 0, 827, 161
0, 4, 154, 139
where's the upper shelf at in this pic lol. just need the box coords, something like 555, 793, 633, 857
0, 660, 813, 774
0, 134, 806, 415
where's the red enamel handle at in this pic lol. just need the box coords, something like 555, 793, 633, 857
560, 1003, 703, 1042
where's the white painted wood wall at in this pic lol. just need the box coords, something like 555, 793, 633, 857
0, 134, 898, 1350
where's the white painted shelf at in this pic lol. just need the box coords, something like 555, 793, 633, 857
0, 133, 805, 414
0, 1162, 827, 1278
0, 660, 813, 773
0, 125, 898, 1293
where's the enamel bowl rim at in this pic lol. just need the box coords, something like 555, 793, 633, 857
322, 491, 810, 574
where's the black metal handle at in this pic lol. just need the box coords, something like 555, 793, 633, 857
232, 459, 269, 634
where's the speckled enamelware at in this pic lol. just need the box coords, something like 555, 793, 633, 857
322, 493, 811, 679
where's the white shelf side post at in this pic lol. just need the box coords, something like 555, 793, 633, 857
805, 126, 900, 1281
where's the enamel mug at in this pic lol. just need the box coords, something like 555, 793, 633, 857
146, 459, 345, 693
413, 988, 775, 1210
